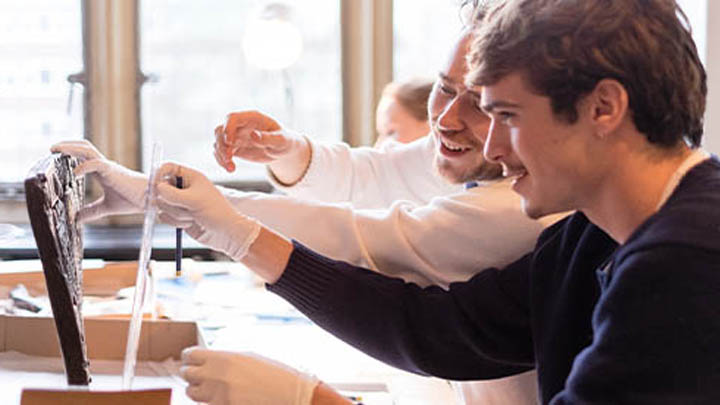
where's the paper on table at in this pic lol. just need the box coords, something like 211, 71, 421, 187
0, 223, 25, 243
122, 142, 162, 390
0, 351, 193, 405
0, 259, 105, 275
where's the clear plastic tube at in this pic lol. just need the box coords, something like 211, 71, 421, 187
121, 142, 162, 390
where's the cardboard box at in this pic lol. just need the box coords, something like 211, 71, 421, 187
0, 261, 203, 404
0, 260, 156, 297
0, 314, 203, 404
0, 315, 202, 361
0, 315, 202, 405
20, 388, 172, 405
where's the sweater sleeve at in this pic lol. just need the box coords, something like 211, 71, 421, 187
267, 241, 535, 380
551, 245, 720, 404
222, 182, 547, 288
269, 136, 462, 208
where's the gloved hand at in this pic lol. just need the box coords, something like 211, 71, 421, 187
50, 140, 148, 223
214, 110, 309, 173
155, 162, 262, 261
180, 347, 319, 405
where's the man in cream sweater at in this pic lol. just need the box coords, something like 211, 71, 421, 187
53, 12, 560, 405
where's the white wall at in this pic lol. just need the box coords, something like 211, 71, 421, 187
704, 1, 720, 154
677, 0, 706, 63
677, 0, 718, 153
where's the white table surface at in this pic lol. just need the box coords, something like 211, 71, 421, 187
0, 260, 458, 405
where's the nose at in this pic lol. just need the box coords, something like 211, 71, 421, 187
436, 95, 465, 134
483, 119, 510, 164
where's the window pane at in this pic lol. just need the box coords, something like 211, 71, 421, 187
0, 0, 83, 182
393, 0, 466, 81
140, 0, 341, 182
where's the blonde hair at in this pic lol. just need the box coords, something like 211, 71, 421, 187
381, 78, 434, 122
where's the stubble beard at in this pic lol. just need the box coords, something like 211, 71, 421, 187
434, 155, 504, 184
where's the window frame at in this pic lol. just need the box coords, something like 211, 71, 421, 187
0, 0, 394, 223
4, 0, 718, 219
85, 0, 393, 177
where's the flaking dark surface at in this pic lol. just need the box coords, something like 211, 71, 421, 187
24, 153, 91, 385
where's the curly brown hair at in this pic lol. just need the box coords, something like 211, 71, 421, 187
466, 0, 706, 148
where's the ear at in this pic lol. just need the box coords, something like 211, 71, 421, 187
587, 79, 628, 138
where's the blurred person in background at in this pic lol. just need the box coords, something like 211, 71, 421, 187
374, 78, 434, 148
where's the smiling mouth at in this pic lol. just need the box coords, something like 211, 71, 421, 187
439, 138, 472, 155
502, 165, 528, 181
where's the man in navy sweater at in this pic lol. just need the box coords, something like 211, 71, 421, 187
93, 0, 720, 403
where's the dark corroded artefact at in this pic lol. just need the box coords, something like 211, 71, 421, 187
24, 153, 90, 385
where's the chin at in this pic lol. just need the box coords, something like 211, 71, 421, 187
522, 206, 545, 220
434, 157, 503, 185
522, 198, 567, 220
434, 158, 464, 184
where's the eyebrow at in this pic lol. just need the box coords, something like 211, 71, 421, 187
467, 88, 482, 98
481, 100, 521, 113
437, 72, 458, 84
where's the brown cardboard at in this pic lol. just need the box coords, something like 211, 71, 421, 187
0, 315, 201, 361
20, 388, 171, 405
0, 261, 140, 297
0, 259, 204, 361
0, 316, 199, 405
0, 310, 5, 354
0, 261, 203, 404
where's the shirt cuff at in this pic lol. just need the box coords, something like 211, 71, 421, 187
267, 137, 319, 193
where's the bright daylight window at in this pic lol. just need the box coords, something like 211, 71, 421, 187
0, 0, 83, 185
140, 0, 342, 182
393, 0, 466, 82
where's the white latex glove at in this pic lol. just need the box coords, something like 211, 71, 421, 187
50, 140, 148, 223
180, 347, 319, 405
154, 162, 262, 261
214, 110, 307, 172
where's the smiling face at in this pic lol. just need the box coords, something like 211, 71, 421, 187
480, 73, 598, 218
428, 31, 502, 184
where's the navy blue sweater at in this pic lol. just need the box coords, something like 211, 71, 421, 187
268, 157, 720, 404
